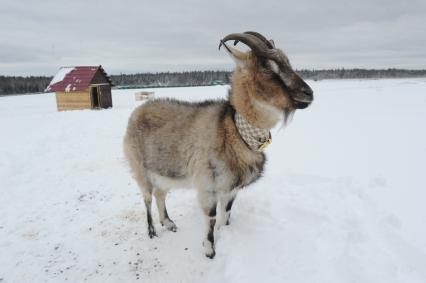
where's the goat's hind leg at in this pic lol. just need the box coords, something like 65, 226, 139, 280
154, 189, 177, 232
134, 171, 157, 238
220, 192, 237, 226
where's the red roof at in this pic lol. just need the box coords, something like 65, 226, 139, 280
46, 65, 113, 92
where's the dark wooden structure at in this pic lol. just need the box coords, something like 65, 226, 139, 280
46, 66, 113, 111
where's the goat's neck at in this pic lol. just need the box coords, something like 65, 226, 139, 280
230, 86, 283, 130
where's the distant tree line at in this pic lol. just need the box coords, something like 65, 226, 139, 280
111, 70, 231, 88
298, 68, 426, 81
1, 69, 426, 96
0, 76, 52, 96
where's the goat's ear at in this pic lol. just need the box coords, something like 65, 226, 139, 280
222, 43, 249, 68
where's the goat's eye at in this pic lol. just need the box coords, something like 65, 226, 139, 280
271, 73, 285, 86
259, 59, 270, 70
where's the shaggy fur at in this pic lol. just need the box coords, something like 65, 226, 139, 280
123, 35, 313, 258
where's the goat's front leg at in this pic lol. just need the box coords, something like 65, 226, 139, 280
198, 191, 218, 259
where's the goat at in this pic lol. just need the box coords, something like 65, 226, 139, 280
123, 31, 314, 258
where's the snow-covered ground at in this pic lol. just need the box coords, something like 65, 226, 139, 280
1, 78, 426, 283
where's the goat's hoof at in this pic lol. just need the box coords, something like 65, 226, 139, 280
162, 219, 177, 232
205, 250, 216, 259
148, 227, 157, 238
203, 240, 215, 259
225, 219, 230, 226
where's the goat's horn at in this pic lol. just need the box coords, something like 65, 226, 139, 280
219, 33, 271, 58
239, 31, 275, 49
218, 39, 232, 53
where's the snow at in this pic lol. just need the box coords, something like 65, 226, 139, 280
1, 79, 426, 282
65, 84, 72, 93
45, 67, 75, 91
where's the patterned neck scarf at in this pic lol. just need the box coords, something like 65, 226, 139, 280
235, 112, 272, 152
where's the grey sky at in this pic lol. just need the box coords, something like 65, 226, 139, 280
1, 0, 425, 76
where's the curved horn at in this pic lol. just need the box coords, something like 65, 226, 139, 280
241, 31, 275, 49
219, 33, 271, 58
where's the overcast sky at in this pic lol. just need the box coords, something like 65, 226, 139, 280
1, 0, 426, 76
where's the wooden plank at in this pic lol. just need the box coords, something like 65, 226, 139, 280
57, 103, 90, 109
57, 102, 91, 107
57, 97, 91, 103
57, 104, 91, 111
57, 100, 91, 106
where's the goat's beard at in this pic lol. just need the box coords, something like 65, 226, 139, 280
283, 109, 295, 126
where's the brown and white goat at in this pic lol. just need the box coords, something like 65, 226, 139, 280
123, 32, 313, 258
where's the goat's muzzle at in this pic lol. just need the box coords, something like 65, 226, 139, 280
291, 84, 314, 109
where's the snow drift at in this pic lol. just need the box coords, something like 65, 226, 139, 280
0, 79, 425, 282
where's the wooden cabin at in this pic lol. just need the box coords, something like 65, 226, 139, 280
46, 66, 113, 111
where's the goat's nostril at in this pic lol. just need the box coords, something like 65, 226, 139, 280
303, 87, 313, 96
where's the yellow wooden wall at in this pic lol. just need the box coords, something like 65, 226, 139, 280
55, 90, 91, 111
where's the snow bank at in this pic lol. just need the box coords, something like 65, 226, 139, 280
1, 80, 425, 282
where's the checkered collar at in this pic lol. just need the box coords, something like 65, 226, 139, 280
235, 112, 272, 152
